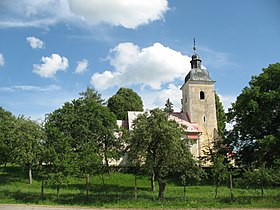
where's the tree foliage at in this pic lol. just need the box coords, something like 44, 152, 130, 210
13, 116, 44, 184
0, 107, 17, 166
215, 93, 226, 137
241, 164, 278, 197
127, 108, 196, 200
163, 98, 174, 113
107, 87, 143, 120
44, 88, 120, 197
227, 63, 280, 167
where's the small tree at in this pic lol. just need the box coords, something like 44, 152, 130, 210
164, 98, 174, 113
178, 147, 204, 201
127, 108, 195, 200
13, 116, 44, 184
211, 156, 228, 199
242, 164, 275, 197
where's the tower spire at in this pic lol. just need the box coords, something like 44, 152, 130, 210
190, 38, 201, 69
193, 38, 197, 54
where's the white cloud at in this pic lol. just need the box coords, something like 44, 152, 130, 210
75, 59, 88, 74
68, 0, 169, 29
0, 0, 169, 29
0, 85, 61, 92
141, 84, 182, 111
218, 94, 236, 112
26, 36, 45, 49
0, 0, 73, 28
33, 54, 69, 78
91, 42, 191, 90
0, 53, 4, 66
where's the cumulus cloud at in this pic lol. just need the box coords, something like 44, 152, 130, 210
91, 42, 191, 90
0, 53, 4, 66
0, 0, 169, 29
0, 0, 72, 28
26, 36, 45, 49
33, 54, 69, 78
141, 84, 182, 111
68, 0, 169, 29
75, 59, 88, 74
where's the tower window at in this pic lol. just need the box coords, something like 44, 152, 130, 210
200, 91, 205, 100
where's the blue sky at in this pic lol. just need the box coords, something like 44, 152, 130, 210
0, 0, 279, 120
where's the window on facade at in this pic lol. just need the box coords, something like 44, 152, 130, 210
200, 91, 205, 100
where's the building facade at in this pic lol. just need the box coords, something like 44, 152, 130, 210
181, 43, 218, 158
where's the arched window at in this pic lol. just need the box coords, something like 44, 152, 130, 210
200, 91, 205, 100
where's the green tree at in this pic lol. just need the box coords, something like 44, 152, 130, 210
215, 92, 226, 137
163, 98, 174, 113
227, 63, 280, 167
43, 121, 75, 198
78, 89, 120, 170
211, 156, 229, 199
107, 87, 143, 120
44, 88, 120, 199
0, 107, 16, 166
12, 116, 44, 184
127, 108, 195, 200
241, 164, 277, 197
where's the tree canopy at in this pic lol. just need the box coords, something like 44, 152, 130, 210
107, 87, 143, 120
127, 108, 196, 200
44, 88, 120, 196
227, 63, 280, 167
0, 107, 16, 165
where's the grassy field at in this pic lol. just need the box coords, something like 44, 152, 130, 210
0, 166, 279, 208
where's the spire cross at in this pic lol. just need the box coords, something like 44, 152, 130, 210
193, 38, 197, 54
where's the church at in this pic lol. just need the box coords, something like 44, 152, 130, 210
117, 42, 218, 160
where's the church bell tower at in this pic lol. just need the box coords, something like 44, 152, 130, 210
181, 40, 218, 156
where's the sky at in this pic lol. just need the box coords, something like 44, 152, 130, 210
0, 0, 279, 121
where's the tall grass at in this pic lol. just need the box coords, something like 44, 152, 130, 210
0, 166, 279, 208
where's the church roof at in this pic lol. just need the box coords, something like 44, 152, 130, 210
117, 111, 202, 140
168, 112, 201, 139
185, 68, 213, 83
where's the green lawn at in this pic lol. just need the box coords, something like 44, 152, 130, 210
0, 166, 279, 208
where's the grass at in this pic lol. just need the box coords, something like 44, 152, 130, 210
0, 166, 279, 208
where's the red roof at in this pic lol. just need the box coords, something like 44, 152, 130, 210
169, 112, 201, 140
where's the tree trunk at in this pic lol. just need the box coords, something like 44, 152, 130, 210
28, 165, 33, 184
229, 172, 233, 201
261, 184, 264, 197
151, 172, 155, 192
214, 179, 218, 199
134, 174, 138, 200
41, 176, 44, 202
86, 174, 90, 202
183, 178, 187, 201
157, 178, 166, 201
56, 185, 60, 199
104, 135, 110, 174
